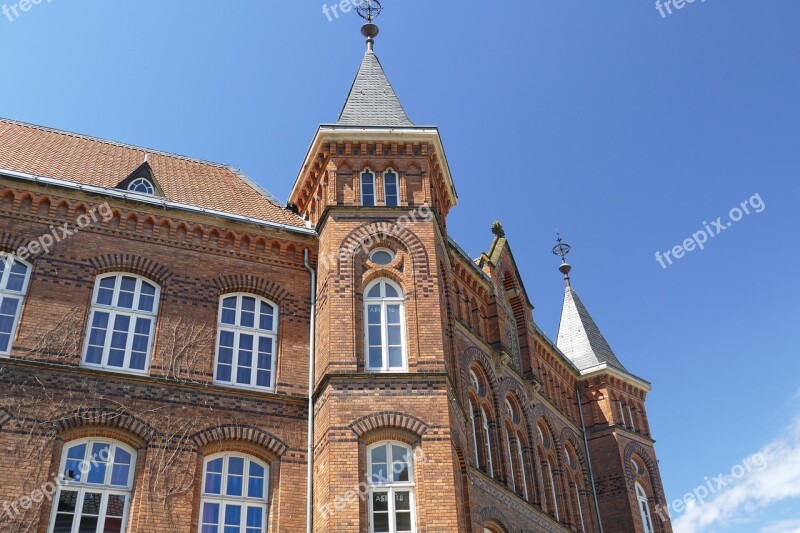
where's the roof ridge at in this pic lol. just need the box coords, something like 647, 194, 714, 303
0, 117, 235, 169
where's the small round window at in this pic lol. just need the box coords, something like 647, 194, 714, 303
369, 248, 395, 266
128, 177, 154, 195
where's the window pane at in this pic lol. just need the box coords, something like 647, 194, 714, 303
105, 494, 127, 518
396, 511, 412, 532
248, 462, 265, 499
395, 491, 411, 511
246, 506, 263, 530
384, 284, 399, 298
388, 326, 401, 346
0, 332, 9, 352
81, 492, 103, 515
77, 515, 99, 533
367, 305, 381, 324
369, 347, 383, 369
388, 347, 403, 369
225, 504, 242, 529
259, 303, 274, 331
202, 502, 220, 525
110, 464, 130, 487
117, 277, 137, 308
87, 443, 109, 484
392, 446, 410, 482
228, 457, 245, 476
368, 326, 382, 345
367, 285, 381, 298
6, 262, 28, 292
241, 297, 256, 328
53, 513, 75, 533
386, 305, 400, 322
97, 277, 116, 305
227, 458, 244, 496
138, 282, 156, 312
57, 489, 79, 512
221, 297, 237, 325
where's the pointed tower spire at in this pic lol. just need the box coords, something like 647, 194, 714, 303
337, 1, 413, 127
554, 236, 628, 372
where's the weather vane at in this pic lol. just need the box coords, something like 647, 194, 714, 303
552, 233, 571, 263
356, 0, 383, 23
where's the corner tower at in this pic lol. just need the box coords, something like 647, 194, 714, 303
291, 12, 462, 532
554, 240, 673, 533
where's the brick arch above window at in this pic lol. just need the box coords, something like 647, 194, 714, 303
51, 407, 156, 447
624, 441, 666, 501
212, 274, 291, 304
559, 428, 591, 485
337, 220, 430, 277
477, 508, 511, 533
460, 347, 500, 402
0, 233, 32, 256
348, 411, 430, 440
191, 424, 289, 460
87, 254, 174, 286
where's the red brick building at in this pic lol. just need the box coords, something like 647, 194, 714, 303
0, 21, 671, 533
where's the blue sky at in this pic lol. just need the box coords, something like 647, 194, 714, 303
2, 1, 799, 531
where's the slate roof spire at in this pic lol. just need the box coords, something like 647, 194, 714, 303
337, 8, 413, 127
554, 237, 629, 373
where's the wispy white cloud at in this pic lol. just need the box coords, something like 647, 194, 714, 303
759, 519, 800, 533
673, 411, 800, 533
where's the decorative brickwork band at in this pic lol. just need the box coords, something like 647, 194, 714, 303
348, 411, 430, 438
88, 254, 174, 285
191, 424, 289, 457
212, 274, 291, 303
53, 407, 157, 443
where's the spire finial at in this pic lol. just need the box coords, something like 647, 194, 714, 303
492, 221, 505, 238
552, 232, 573, 287
357, 0, 383, 51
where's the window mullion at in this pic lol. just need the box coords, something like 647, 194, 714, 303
382, 302, 389, 370
123, 311, 137, 370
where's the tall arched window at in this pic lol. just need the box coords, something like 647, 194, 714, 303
364, 279, 406, 372
636, 482, 655, 533
361, 169, 376, 207
565, 445, 586, 532
49, 438, 137, 533
83, 274, 160, 373
0, 254, 31, 355
547, 460, 559, 521
368, 442, 416, 533
383, 169, 399, 207
200, 453, 270, 533
215, 293, 279, 391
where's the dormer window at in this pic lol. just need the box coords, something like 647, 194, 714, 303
127, 177, 154, 195
361, 169, 376, 207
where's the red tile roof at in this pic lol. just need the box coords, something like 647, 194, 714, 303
0, 118, 308, 228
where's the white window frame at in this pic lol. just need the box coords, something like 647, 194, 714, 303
199, 453, 270, 533
548, 461, 559, 521
214, 293, 279, 392
383, 168, 399, 207
0, 253, 32, 356
504, 426, 515, 491
82, 273, 160, 374
367, 441, 416, 533
361, 168, 376, 207
469, 400, 480, 467
364, 279, 407, 372
481, 408, 494, 477
575, 484, 586, 533
516, 437, 528, 500
48, 438, 137, 533
636, 482, 655, 533
628, 405, 637, 432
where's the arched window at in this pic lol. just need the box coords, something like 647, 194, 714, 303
49, 438, 137, 533
384, 169, 399, 207
0, 254, 31, 355
364, 279, 406, 372
361, 169, 376, 207
83, 274, 160, 373
215, 293, 279, 390
127, 177, 154, 195
469, 398, 481, 467
636, 482, 655, 533
565, 445, 586, 532
200, 453, 270, 533
481, 408, 494, 478
368, 442, 416, 533
516, 436, 528, 500
503, 425, 515, 491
